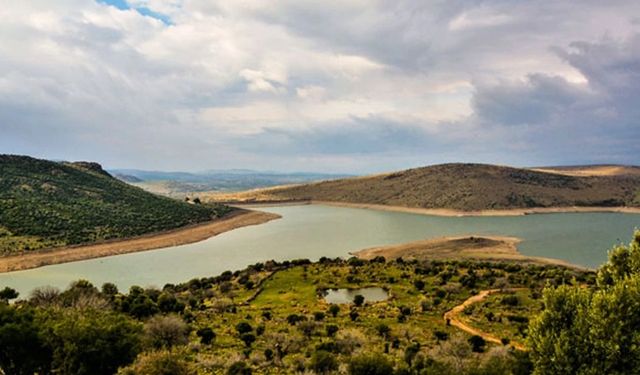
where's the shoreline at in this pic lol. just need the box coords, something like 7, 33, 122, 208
311, 201, 640, 217
0, 210, 281, 273
351, 235, 588, 270
221, 199, 640, 217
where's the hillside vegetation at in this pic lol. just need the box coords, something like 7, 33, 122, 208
0, 155, 231, 254
0, 254, 593, 374
207, 163, 640, 211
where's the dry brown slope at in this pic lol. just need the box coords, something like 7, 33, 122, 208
206, 163, 640, 211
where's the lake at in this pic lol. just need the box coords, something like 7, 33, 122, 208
322, 287, 389, 304
1, 204, 639, 296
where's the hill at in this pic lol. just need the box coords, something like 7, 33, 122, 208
204, 163, 640, 211
0, 155, 232, 254
108, 168, 351, 197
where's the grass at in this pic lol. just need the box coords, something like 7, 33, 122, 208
176, 259, 594, 373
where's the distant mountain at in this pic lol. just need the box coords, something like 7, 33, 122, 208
0, 155, 230, 254
107, 168, 352, 196
207, 163, 640, 211
113, 173, 144, 183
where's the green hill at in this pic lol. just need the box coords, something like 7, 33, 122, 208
0, 155, 231, 254
212, 163, 640, 211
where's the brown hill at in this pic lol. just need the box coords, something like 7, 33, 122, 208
204, 163, 640, 211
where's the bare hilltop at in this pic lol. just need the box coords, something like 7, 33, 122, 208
205, 163, 640, 212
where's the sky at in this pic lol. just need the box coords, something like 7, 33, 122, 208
1, 1, 639, 173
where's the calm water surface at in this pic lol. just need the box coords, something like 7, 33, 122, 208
322, 287, 389, 304
1, 205, 639, 296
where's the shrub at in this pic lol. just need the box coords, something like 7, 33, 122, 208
468, 335, 486, 353
227, 361, 252, 375
240, 333, 256, 347
326, 324, 339, 337
117, 349, 195, 375
236, 321, 253, 334
144, 315, 189, 349
309, 350, 338, 374
348, 353, 394, 375
196, 327, 215, 345
328, 304, 340, 317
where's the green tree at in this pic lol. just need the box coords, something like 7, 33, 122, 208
0, 304, 50, 375
39, 308, 142, 375
0, 287, 19, 303
328, 304, 340, 317
529, 231, 640, 374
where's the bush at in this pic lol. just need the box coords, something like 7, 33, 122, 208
326, 324, 339, 337
309, 350, 338, 374
348, 353, 394, 375
235, 321, 253, 334
376, 323, 391, 338
227, 361, 252, 375
286, 314, 305, 325
468, 335, 486, 353
144, 315, 189, 349
240, 333, 256, 347
328, 304, 340, 317
117, 350, 196, 375
196, 327, 215, 345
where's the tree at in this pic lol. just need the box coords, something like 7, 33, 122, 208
348, 353, 394, 375
353, 294, 365, 307
0, 304, 50, 375
328, 304, 340, 317
240, 333, 256, 347
529, 231, 640, 374
309, 350, 338, 374
196, 327, 216, 345
236, 321, 253, 334
468, 335, 486, 353
0, 287, 19, 302
144, 315, 189, 349
39, 308, 142, 375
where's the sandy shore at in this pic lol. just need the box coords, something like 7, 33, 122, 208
0, 210, 281, 273
352, 235, 587, 270
312, 200, 640, 217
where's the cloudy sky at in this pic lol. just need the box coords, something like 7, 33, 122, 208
1, 1, 639, 173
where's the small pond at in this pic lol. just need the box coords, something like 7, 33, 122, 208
321, 287, 389, 304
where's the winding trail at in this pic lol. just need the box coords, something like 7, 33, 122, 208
444, 289, 528, 351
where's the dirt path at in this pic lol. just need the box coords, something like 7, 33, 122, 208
0, 210, 280, 273
444, 289, 528, 351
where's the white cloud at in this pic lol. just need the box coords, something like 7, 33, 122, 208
0, 0, 639, 172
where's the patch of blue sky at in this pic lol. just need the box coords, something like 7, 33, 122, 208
96, 0, 173, 25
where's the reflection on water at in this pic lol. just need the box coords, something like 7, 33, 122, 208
0, 204, 638, 296
322, 287, 389, 304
